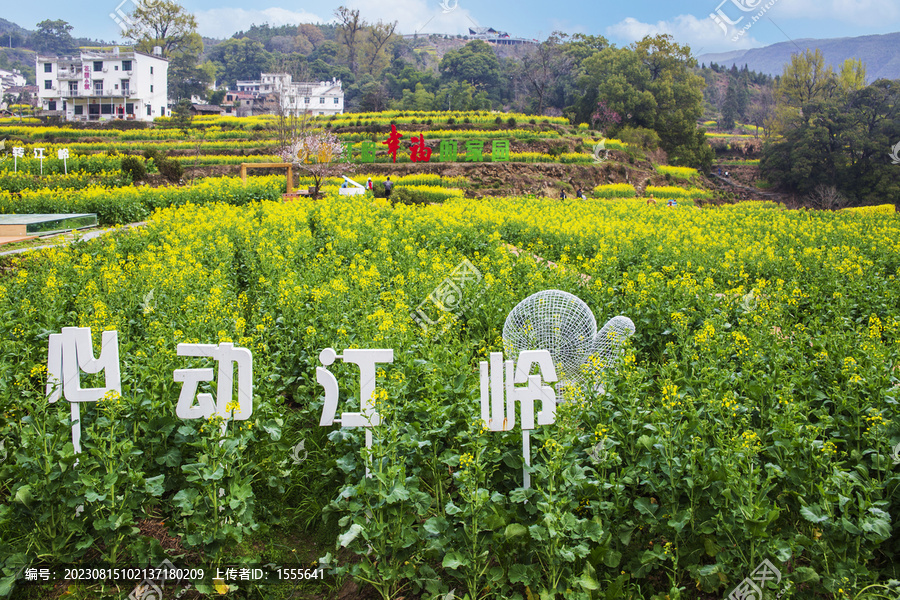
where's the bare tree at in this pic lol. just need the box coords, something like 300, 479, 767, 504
520, 34, 571, 115
335, 6, 365, 77
364, 20, 397, 75
807, 184, 849, 211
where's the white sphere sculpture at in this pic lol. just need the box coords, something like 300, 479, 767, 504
503, 290, 596, 385
592, 316, 636, 368
503, 290, 635, 394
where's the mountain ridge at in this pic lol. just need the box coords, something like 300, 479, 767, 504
697, 31, 900, 82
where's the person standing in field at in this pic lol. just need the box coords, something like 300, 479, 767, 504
366, 177, 373, 191
384, 177, 393, 198
646, 194, 656, 205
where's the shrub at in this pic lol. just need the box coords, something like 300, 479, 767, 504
618, 126, 661, 151
157, 158, 184, 183
142, 148, 163, 164
547, 144, 566, 157
507, 117, 516, 127
120, 156, 147, 182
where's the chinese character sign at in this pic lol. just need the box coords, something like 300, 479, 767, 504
12, 146, 24, 172
439, 140, 457, 162
47, 327, 122, 453
465, 140, 483, 162
44, 328, 255, 455
491, 139, 510, 162
317, 348, 393, 427
382, 124, 403, 163
83, 64, 91, 91
480, 350, 557, 431
317, 347, 394, 477
58, 148, 69, 174
359, 141, 375, 163
33, 148, 46, 176
341, 132, 523, 164
174, 343, 253, 421
479, 349, 557, 488
410, 134, 432, 162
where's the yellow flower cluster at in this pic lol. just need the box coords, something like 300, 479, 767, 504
592, 183, 637, 198
655, 165, 698, 179
459, 452, 475, 469
736, 430, 762, 454
839, 204, 896, 216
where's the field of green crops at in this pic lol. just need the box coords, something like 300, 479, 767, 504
0, 112, 897, 600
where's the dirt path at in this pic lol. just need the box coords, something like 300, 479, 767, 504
708, 172, 792, 203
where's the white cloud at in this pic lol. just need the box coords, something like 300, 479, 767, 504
345, 0, 478, 36
770, 0, 900, 25
194, 7, 326, 38
606, 14, 766, 54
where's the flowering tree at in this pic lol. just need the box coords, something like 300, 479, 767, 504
591, 101, 622, 134
280, 131, 352, 199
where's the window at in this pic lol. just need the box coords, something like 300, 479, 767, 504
94, 80, 103, 95
101, 104, 113, 114
126, 103, 134, 114
319, 97, 325, 104
48, 101, 57, 111
114, 65, 119, 70
147, 105, 152, 116
94, 61, 103, 71
150, 85, 153, 93
44, 80, 52, 90
304, 97, 310, 103
89, 104, 100, 115
122, 60, 132, 71
160, 107, 165, 116
74, 105, 83, 115
44, 63, 52, 73
69, 81, 78, 94
115, 84, 119, 90
150, 66, 154, 74
122, 80, 130, 95
334, 97, 339, 104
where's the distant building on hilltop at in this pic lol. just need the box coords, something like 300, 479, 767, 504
35, 46, 168, 122
230, 73, 344, 117
468, 27, 535, 45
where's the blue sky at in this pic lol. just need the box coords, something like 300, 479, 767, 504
7, 0, 900, 56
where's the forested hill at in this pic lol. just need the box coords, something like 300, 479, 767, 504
698, 31, 900, 82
